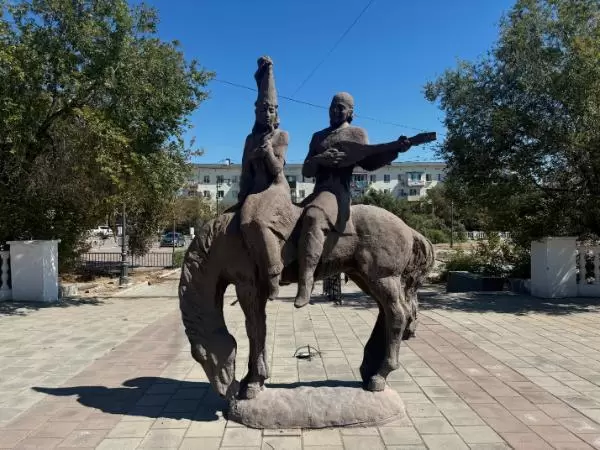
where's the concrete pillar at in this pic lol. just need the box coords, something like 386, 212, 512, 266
530, 237, 577, 298
7, 240, 61, 302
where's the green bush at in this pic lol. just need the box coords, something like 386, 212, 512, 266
440, 233, 531, 281
439, 250, 481, 281
424, 229, 449, 244
172, 249, 186, 268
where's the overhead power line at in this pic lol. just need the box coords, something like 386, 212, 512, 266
292, 0, 376, 96
214, 78, 444, 137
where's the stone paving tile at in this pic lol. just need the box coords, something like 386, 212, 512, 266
137, 428, 186, 448
421, 433, 469, 449
57, 429, 109, 447
178, 437, 221, 450
11, 437, 63, 449
454, 425, 504, 444
220, 427, 262, 447
95, 438, 143, 450
261, 436, 303, 450
378, 427, 424, 446
498, 431, 554, 449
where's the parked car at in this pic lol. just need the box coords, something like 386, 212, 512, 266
160, 232, 186, 247
88, 225, 114, 239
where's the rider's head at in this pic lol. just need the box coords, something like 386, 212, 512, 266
329, 92, 354, 128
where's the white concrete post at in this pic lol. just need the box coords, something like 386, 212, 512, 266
530, 237, 577, 298
7, 240, 61, 302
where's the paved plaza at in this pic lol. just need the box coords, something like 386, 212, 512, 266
1, 272, 600, 449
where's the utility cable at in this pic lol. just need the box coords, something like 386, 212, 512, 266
292, 0, 376, 96
214, 78, 445, 137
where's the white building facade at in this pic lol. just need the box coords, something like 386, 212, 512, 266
185, 161, 446, 204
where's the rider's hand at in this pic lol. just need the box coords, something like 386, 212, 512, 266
316, 148, 346, 167
397, 135, 412, 152
250, 141, 272, 159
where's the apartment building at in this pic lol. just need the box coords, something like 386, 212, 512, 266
184, 161, 446, 204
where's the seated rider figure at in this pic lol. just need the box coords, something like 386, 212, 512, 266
295, 92, 412, 308
238, 56, 295, 300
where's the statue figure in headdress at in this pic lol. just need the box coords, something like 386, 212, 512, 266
238, 56, 295, 300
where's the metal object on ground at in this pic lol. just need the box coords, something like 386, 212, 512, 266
294, 345, 321, 361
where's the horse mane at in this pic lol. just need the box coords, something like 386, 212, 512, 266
187, 212, 237, 276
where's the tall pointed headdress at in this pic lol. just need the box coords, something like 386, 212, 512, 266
254, 56, 278, 108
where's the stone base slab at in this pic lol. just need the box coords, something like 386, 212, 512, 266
228, 384, 406, 429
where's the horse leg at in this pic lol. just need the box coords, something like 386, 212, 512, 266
403, 285, 419, 340
349, 275, 387, 386
360, 306, 386, 385
236, 283, 269, 399
363, 276, 409, 392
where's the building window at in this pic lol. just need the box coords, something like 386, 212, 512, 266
426, 173, 432, 182
409, 189, 417, 196
217, 190, 224, 199
397, 174, 402, 181
203, 190, 210, 198
203, 175, 210, 183
232, 175, 238, 183
438, 174, 442, 181
299, 189, 305, 198
400, 190, 406, 196
216, 175, 224, 184
384, 174, 390, 183
370, 174, 376, 183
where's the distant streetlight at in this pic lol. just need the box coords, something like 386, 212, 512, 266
450, 200, 454, 248
215, 177, 231, 216
119, 202, 129, 286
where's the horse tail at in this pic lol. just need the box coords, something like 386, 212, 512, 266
178, 214, 238, 397
402, 229, 435, 339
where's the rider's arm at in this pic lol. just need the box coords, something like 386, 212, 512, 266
264, 131, 287, 177
302, 134, 319, 178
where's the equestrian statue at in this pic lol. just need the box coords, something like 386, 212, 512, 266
179, 56, 435, 401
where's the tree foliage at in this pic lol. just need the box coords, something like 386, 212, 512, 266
168, 195, 215, 231
356, 186, 467, 244
0, 0, 213, 266
425, 0, 600, 247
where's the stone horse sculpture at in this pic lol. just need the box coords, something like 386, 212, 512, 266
179, 204, 434, 400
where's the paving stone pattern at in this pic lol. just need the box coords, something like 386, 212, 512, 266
0, 274, 600, 449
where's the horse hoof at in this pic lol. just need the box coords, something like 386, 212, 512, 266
366, 375, 387, 392
294, 296, 310, 308
402, 328, 416, 340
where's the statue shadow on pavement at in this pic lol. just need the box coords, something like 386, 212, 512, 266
32, 377, 368, 423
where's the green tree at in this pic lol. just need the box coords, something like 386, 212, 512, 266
0, 0, 213, 266
170, 195, 214, 231
356, 188, 467, 243
425, 0, 600, 247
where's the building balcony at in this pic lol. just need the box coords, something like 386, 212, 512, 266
407, 179, 426, 187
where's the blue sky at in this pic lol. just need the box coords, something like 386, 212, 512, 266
142, 0, 515, 164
